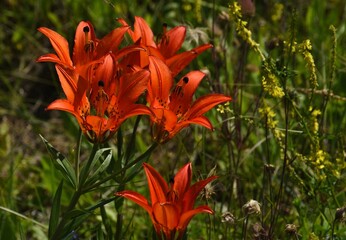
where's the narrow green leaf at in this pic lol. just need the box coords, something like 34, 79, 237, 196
48, 180, 63, 238
86, 196, 116, 212
124, 115, 142, 162
40, 135, 77, 188
124, 152, 151, 183
79, 147, 111, 185
114, 195, 124, 211
88, 148, 112, 172
63, 209, 89, 220
85, 150, 112, 185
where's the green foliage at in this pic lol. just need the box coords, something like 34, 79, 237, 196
1, 0, 346, 239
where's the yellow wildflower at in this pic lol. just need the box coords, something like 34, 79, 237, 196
262, 60, 285, 98
272, 3, 284, 21
298, 40, 318, 89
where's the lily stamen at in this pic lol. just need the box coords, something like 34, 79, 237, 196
83, 26, 95, 53
95, 80, 109, 117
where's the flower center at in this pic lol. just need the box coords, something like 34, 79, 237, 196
94, 80, 109, 117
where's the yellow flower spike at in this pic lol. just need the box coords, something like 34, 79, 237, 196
271, 3, 284, 21
229, 2, 265, 60
259, 104, 284, 147
298, 40, 318, 89
261, 60, 285, 99
195, 0, 202, 23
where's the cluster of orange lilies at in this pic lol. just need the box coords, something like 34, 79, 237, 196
37, 17, 231, 143
38, 17, 230, 239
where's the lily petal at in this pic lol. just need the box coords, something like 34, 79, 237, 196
151, 108, 178, 133
36, 54, 72, 69
184, 94, 232, 120
55, 65, 77, 103
169, 71, 205, 115
166, 43, 213, 77
150, 108, 178, 143
46, 99, 84, 125
152, 202, 179, 231
143, 163, 169, 204
171, 163, 192, 201
170, 116, 213, 140
177, 205, 213, 233
133, 16, 156, 47
182, 175, 218, 212
85, 115, 109, 138
158, 26, 186, 59
119, 104, 152, 119
148, 56, 173, 107
73, 21, 96, 66
46, 99, 74, 112
115, 190, 152, 214
118, 69, 150, 105
95, 26, 129, 58
38, 27, 72, 66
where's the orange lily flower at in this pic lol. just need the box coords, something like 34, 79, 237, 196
116, 163, 218, 240
37, 21, 151, 142
37, 21, 139, 81
46, 54, 151, 142
147, 57, 232, 143
118, 16, 213, 77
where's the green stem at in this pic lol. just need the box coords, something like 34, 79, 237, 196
51, 143, 99, 240
75, 129, 83, 188
269, 87, 290, 237
124, 115, 142, 163
79, 143, 99, 187
242, 215, 249, 240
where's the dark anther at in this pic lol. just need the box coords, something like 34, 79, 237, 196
83, 26, 90, 33
183, 77, 189, 84
98, 80, 105, 87
163, 23, 168, 28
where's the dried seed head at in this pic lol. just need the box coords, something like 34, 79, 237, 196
285, 224, 298, 234
200, 166, 217, 200
201, 183, 216, 200
243, 199, 261, 215
335, 206, 346, 222
264, 163, 275, 173
221, 212, 236, 225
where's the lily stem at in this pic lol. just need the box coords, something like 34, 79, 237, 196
74, 129, 83, 188
51, 143, 99, 240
